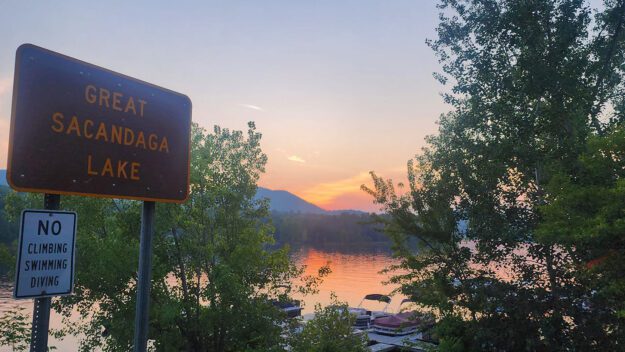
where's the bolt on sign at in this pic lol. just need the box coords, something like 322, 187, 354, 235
14, 210, 77, 299
7, 44, 192, 202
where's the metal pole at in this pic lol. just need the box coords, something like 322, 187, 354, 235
133, 201, 155, 352
30, 193, 60, 352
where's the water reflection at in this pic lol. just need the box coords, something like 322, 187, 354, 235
0, 281, 77, 351
290, 246, 404, 316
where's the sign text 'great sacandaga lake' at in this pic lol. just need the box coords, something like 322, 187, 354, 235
7, 44, 192, 202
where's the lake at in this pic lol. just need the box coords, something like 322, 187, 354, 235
291, 246, 405, 316
0, 245, 403, 351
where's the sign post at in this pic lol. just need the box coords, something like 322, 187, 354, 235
133, 201, 155, 351
32, 194, 61, 352
12, 194, 77, 352
7, 44, 192, 352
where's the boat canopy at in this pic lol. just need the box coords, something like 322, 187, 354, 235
364, 294, 391, 303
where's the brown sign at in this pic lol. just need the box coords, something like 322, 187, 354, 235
7, 44, 192, 203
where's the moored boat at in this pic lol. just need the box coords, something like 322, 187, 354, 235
371, 299, 434, 336
272, 300, 303, 318
372, 311, 420, 336
348, 294, 392, 329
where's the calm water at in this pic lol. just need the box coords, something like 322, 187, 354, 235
0, 245, 402, 351
290, 246, 405, 316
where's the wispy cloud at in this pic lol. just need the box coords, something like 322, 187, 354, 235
300, 172, 372, 206
287, 155, 306, 163
239, 103, 264, 111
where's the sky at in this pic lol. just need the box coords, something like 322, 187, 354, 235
0, 1, 449, 212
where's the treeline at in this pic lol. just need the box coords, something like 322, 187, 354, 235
0, 187, 14, 244
270, 212, 390, 247
0, 186, 17, 276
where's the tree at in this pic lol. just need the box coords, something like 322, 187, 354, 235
537, 127, 625, 348
0, 186, 19, 276
3, 122, 316, 351
288, 296, 368, 352
365, 0, 625, 350
0, 307, 30, 351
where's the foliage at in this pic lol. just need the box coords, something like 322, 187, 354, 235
0, 306, 30, 351
289, 296, 368, 352
365, 0, 625, 350
0, 243, 13, 278
0, 186, 17, 244
536, 126, 625, 347
2, 122, 318, 352
0, 186, 18, 276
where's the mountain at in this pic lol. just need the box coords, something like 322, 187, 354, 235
255, 187, 327, 214
255, 187, 368, 215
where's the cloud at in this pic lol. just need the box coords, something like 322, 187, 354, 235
287, 155, 306, 163
300, 172, 372, 206
239, 103, 264, 111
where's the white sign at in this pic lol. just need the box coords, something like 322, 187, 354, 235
14, 210, 77, 299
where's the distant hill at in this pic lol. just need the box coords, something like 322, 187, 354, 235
327, 209, 368, 215
255, 187, 327, 214
255, 187, 368, 215
0, 170, 6, 187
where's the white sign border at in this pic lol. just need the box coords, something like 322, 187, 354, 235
13, 209, 77, 299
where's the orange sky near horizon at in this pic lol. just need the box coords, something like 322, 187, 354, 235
0, 1, 449, 212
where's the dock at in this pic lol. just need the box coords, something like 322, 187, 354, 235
368, 342, 395, 351
366, 331, 434, 352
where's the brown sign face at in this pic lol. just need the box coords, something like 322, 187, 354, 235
7, 44, 192, 203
